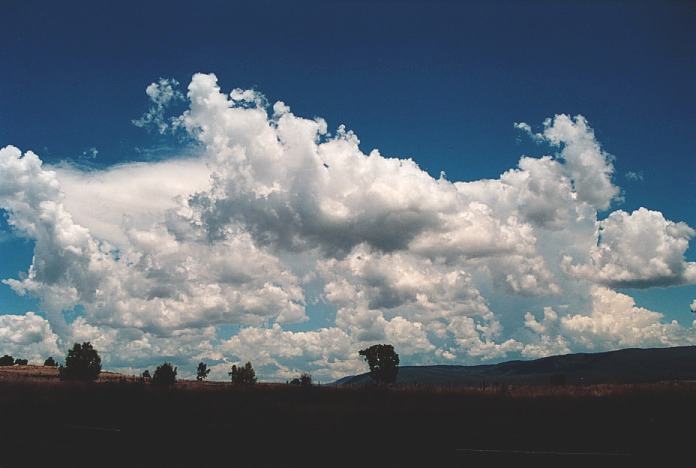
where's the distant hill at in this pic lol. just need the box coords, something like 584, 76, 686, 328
334, 345, 696, 386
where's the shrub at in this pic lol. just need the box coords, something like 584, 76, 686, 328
14, 358, 28, 366
44, 356, 58, 367
59, 342, 102, 381
196, 362, 211, 381
359, 344, 400, 385
229, 362, 256, 386
152, 362, 177, 386
0, 354, 14, 366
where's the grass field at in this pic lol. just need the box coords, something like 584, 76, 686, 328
1, 366, 694, 467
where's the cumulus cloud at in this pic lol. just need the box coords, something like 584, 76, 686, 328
515, 114, 619, 210
0, 312, 61, 362
563, 208, 696, 288
1, 72, 695, 378
0, 145, 306, 337
523, 287, 696, 356
219, 324, 361, 381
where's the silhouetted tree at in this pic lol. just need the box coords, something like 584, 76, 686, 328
152, 362, 177, 386
229, 362, 256, 386
0, 354, 14, 366
299, 372, 312, 387
59, 342, 102, 381
141, 370, 151, 381
359, 344, 400, 384
14, 358, 28, 365
44, 356, 58, 367
196, 362, 211, 381
289, 372, 312, 386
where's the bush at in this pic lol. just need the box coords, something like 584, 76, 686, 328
59, 342, 102, 381
359, 344, 400, 385
44, 356, 58, 367
152, 362, 177, 386
229, 362, 256, 386
14, 358, 28, 366
0, 354, 14, 366
196, 362, 210, 381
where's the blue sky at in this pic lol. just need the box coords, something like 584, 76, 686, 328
1, 0, 695, 378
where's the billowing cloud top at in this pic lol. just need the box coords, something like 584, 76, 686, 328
1, 73, 695, 380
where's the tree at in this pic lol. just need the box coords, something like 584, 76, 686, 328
299, 372, 312, 387
152, 362, 177, 386
0, 354, 14, 366
44, 356, 58, 367
229, 362, 256, 386
358, 344, 400, 385
59, 342, 102, 381
196, 362, 211, 381
289, 373, 312, 387
141, 370, 151, 381
14, 358, 28, 365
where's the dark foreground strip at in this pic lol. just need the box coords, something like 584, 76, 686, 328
455, 448, 631, 457
63, 424, 121, 432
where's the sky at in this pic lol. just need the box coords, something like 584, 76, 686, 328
1, 0, 695, 381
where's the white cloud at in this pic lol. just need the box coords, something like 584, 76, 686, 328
1, 73, 694, 379
625, 171, 643, 181
81, 147, 98, 160
54, 157, 211, 247
0, 145, 306, 336
0, 312, 61, 362
132, 78, 185, 134
182, 73, 541, 258
539, 114, 620, 211
523, 286, 696, 355
563, 208, 696, 288
219, 324, 361, 381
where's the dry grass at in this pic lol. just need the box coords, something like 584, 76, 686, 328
0, 364, 143, 383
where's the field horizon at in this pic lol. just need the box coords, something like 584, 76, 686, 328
5, 343, 696, 387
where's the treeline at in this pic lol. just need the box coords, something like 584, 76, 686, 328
0, 354, 56, 367
1, 342, 401, 386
